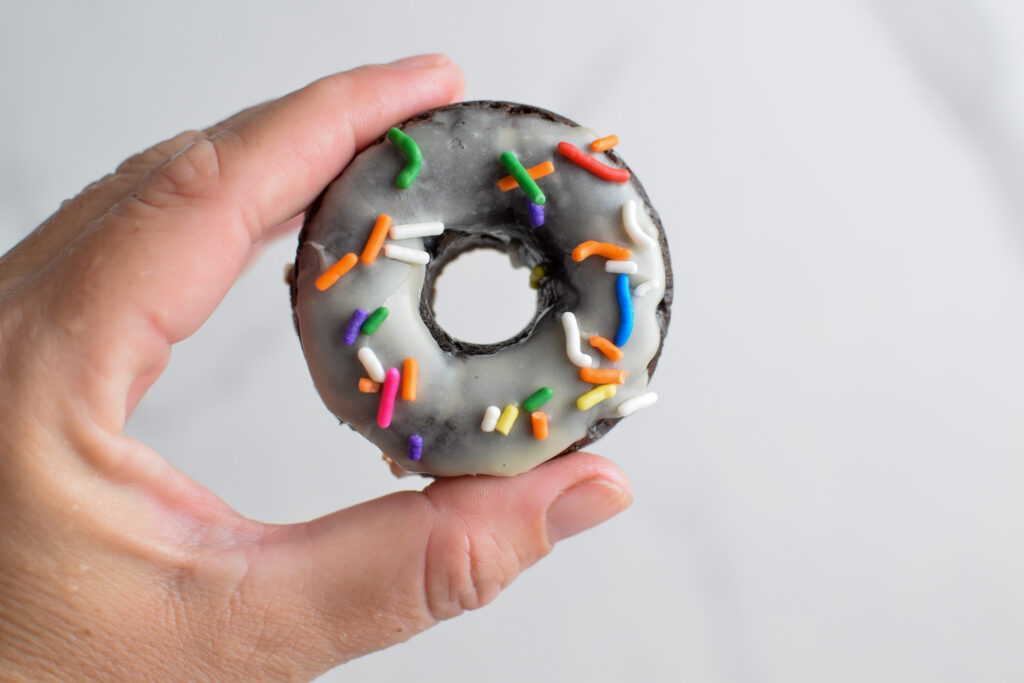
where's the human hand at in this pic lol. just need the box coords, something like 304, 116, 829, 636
0, 55, 633, 680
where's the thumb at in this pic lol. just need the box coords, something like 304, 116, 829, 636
247, 453, 631, 675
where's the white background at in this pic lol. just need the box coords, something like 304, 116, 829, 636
3, 1, 1024, 680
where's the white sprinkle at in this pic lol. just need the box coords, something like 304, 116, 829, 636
622, 200, 657, 250
481, 405, 501, 432
389, 221, 445, 240
357, 347, 386, 383
634, 279, 661, 298
605, 260, 639, 274
561, 312, 593, 368
616, 392, 658, 417
383, 243, 430, 265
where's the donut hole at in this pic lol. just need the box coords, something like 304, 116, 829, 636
430, 247, 537, 345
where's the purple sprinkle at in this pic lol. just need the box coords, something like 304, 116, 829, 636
527, 200, 545, 227
342, 308, 369, 345
408, 434, 423, 461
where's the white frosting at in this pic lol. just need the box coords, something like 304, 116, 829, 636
295, 104, 668, 476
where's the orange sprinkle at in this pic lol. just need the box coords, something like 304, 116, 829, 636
589, 335, 624, 362
358, 378, 381, 393
571, 241, 632, 262
579, 367, 628, 385
590, 135, 619, 152
360, 214, 393, 264
315, 252, 358, 291
531, 411, 549, 440
402, 357, 418, 401
497, 161, 555, 191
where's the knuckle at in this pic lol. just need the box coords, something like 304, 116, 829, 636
132, 137, 222, 211
115, 129, 208, 176
425, 520, 522, 621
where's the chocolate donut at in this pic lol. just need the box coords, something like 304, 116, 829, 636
291, 101, 671, 477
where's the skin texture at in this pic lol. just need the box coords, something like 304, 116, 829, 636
0, 55, 633, 681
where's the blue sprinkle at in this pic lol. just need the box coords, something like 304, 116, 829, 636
527, 199, 545, 227
614, 273, 633, 347
342, 308, 369, 345
408, 434, 423, 461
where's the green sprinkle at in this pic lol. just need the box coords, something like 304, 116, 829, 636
522, 387, 553, 412
500, 151, 545, 205
361, 306, 389, 335
387, 127, 423, 189
529, 265, 546, 290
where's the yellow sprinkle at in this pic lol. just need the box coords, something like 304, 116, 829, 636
495, 404, 520, 435
576, 384, 618, 411
529, 265, 546, 289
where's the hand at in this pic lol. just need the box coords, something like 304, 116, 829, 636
0, 55, 633, 681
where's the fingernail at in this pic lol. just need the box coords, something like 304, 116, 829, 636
546, 478, 632, 544
386, 54, 449, 70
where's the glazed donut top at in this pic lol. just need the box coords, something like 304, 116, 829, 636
293, 102, 670, 477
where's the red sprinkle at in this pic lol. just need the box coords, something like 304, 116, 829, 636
557, 141, 631, 183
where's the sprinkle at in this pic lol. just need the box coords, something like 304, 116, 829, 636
315, 252, 358, 291
361, 306, 389, 335
358, 378, 381, 393
531, 412, 549, 440
577, 384, 618, 411
481, 405, 501, 432
617, 392, 658, 417
402, 357, 418, 401
634, 279, 661, 298
527, 200, 545, 227
408, 434, 423, 461
615, 273, 634, 347
498, 161, 554, 191
529, 265, 546, 289
590, 135, 619, 152
522, 387, 553, 412
377, 367, 400, 428
387, 127, 422, 189
390, 221, 445, 240
500, 151, 546, 205
557, 141, 631, 183
342, 308, 369, 345
572, 241, 632, 262
561, 312, 593, 368
383, 243, 430, 265
357, 347, 386, 383
495, 404, 520, 435
605, 260, 638, 274
589, 335, 624, 362
361, 214, 393, 264
622, 200, 657, 250
579, 367, 628, 385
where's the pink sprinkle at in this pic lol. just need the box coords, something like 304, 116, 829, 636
378, 367, 400, 428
